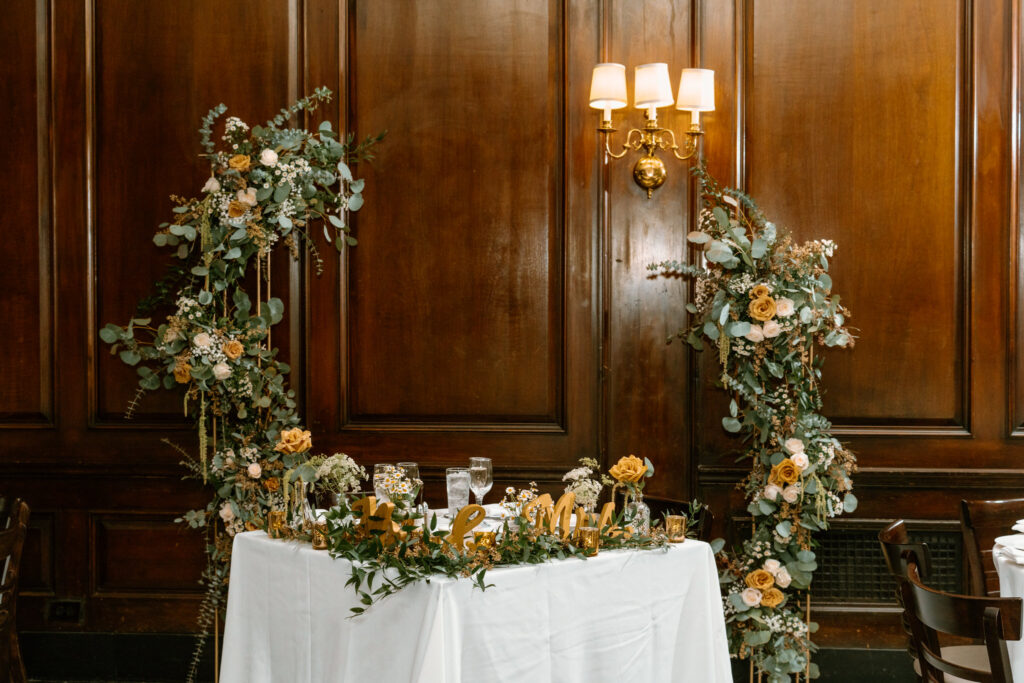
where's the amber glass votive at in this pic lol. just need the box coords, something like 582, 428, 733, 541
665, 514, 687, 543
578, 526, 599, 556
312, 520, 329, 550
473, 530, 496, 549
268, 510, 287, 538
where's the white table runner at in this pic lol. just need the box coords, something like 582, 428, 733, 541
220, 531, 732, 682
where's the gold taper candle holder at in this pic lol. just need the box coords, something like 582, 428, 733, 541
268, 510, 287, 538
665, 514, 687, 543
312, 520, 328, 550
473, 531, 496, 549
578, 526, 600, 556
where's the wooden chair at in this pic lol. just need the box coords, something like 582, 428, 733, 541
961, 498, 1024, 596
0, 498, 29, 683
902, 558, 1021, 682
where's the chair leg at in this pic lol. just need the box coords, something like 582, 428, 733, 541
10, 630, 26, 683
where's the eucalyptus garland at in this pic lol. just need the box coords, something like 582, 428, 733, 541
101, 89, 382, 681
651, 166, 857, 682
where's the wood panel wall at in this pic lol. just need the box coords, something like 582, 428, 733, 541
0, 0, 1020, 657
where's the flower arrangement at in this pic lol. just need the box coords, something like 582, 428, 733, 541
500, 482, 540, 519
101, 89, 382, 681
561, 457, 609, 511
608, 454, 653, 497
373, 464, 421, 512
308, 453, 366, 495
650, 165, 857, 682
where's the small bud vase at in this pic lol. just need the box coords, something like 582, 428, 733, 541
624, 491, 651, 535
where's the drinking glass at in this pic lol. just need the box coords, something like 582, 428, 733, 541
468, 457, 493, 505
373, 463, 394, 503
446, 467, 471, 517
397, 461, 422, 511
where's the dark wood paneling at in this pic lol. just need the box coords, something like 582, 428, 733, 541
91, 0, 301, 424
0, 0, 51, 425
344, 0, 566, 426
602, 1, 693, 501
91, 514, 206, 595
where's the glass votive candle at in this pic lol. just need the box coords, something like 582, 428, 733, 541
665, 514, 687, 543
312, 520, 329, 550
268, 510, 287, 538
578, 526, 600, 556
473, 530, 496, 549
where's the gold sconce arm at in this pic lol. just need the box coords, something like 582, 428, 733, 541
661, 127, 703, 161
599, 124, 641, 159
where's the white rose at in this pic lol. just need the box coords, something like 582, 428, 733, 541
791, 452, 809, 470
247, 463, 262, 479
776, 297, 795, 317
782, 484, 801, 504
237, 187, 258, 207
219, 503, 234, 523
741, 588, 763, 607
259, 148, 279, 166
745, 325, 765, 343
762, 320, 782, 338
763, 484, 782, 501
785, 438, 805, 454
202, 177, 220, 193
764, 559, 781, 575
193, 332, 212, 348
775, 567, 792, 588
212, 362, 231, 380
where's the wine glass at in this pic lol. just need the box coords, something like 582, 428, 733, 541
373, 463, 394, 503
468, 457, 493, 505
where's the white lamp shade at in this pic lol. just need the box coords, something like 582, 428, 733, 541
634, 63, 674, 109
589, 63, 627, 110
676, 68, 715, 111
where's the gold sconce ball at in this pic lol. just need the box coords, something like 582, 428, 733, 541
632, 155, 667, 197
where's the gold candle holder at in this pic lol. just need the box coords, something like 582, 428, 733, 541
473, 531, 496, 550
665, 514, 687, 543
312, 520, 328, 550
578, 526, 600, 556
268, 510, 287, 539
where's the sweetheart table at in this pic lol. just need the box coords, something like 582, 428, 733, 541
220, 530, 731, 682
993, 541, 1024, 680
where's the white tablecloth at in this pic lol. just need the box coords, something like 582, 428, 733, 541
220, 531, 731, 683
993, 549, 1024, 680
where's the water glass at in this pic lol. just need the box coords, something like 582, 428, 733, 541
446, 467, 471, 517
373, 463, 394, 503
468, 457, 493, 505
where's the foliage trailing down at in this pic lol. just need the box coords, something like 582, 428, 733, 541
650, 164, 858, 682
101, 88, 383, 682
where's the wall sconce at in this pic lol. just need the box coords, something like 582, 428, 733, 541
590, 63, 715, 198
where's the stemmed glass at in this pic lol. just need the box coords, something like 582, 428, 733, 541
469, 457, 493, 505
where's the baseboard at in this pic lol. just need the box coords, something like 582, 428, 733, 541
22, 632, 913, 682
730, 648, 915, 682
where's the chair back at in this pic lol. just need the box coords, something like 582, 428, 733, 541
903, 560, 1022, 682
961, 498, 1024, 596
879, 519, 932, 582
0, 498, 29, 682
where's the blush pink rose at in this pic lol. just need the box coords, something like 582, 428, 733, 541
247, 462, 262, 479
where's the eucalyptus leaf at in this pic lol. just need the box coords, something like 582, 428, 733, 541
348, 194, 364, 212
722, 416, 742, 433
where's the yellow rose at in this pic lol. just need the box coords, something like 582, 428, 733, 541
274, 427, 313, 454
228, 200, 248, 218
745, 569, 775, 591
263, 477, 280, 492
760, 587, 784, 608
748, 296, 777, 322
769, 458, 800, 486
228, 154, 251, 172
173, 362, 192, 384
609, 455, 647, 483
749, 284, 771, 300
223, 339, 245, 360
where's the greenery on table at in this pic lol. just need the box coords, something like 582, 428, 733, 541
100, 89, 382, 682
324, 495, 670, 615
651, 165, 858, 682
